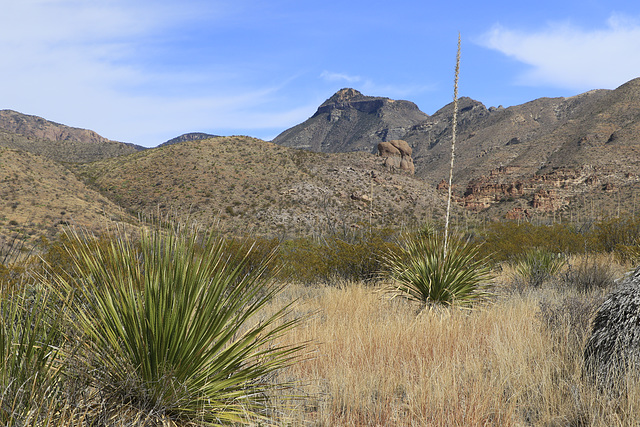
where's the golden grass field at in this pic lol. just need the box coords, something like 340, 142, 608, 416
250, 258, 640, 426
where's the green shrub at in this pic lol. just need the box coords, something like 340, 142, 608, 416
382, 231, 492, 307
281, 227, 400, 284
224, 235, 281, 280
478, 222, 586, 263
587, 216, 640, 254
53, 228, 304, 425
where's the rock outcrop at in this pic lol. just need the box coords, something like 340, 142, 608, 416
377, 139, 414, 174
584, 267, 640, 388
160, 132, 219, 147
0, 109, 115, 145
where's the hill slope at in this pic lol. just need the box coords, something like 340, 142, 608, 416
74, 136, 446, 237
405, 80, 640, 219
0, 147, 135, 249
159, 132, 220, 147
274, 79, 640, 221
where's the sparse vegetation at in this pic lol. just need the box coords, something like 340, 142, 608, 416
5, 86, 640, 423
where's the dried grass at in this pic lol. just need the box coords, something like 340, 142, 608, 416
262, 280, 640, 426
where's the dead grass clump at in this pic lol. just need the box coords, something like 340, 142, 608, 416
563, 253, 622, 292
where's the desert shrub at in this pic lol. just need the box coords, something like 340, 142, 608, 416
587, 216, 640, 255
224, 235, 281, 280
479, 221, 586, 263
382, 231, 492, 307
512, 249, 566, 289
0, 234, 34, 291
52, 227, 304, 425
281, 227, 400, 284
38, 233, 125, 283
279, 237, 326, 283
616, 244, 640, 265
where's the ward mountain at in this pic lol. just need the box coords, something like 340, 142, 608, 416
3, 77, 640, 247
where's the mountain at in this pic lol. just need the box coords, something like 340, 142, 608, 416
73, 136, 446, 237
274, 80, 640, 221
272, 88, 429, 153
160, 132, 220, 147
0, 110, 143, 163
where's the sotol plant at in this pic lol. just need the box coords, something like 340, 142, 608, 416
0, 284, 65, 426
383, 231, 492, 307
513, 248, 566, 288
53, 227, 305, 425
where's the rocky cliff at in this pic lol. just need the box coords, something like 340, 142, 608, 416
274, 78, 640, 220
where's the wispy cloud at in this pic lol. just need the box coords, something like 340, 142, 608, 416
320, 71, 362, 84
479, 13, 640, 90
320, 71, 435, 101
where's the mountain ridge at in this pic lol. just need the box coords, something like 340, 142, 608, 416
0, 109, 143, 162
3, 78, 640, 244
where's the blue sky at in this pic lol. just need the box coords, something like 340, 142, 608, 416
1, 0, 640, 147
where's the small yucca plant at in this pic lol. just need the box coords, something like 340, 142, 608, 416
53, 227, 304, 426
513, 248, 566, 288
383, 231, 492, 307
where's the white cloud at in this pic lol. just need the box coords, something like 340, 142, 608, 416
479, 13, 640, 90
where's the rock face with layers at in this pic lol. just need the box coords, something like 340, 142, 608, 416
584, 267, 640, 387
377, 139, 414, 174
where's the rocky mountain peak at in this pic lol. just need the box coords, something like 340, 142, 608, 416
323, 88, 365, 105
273, 89, 429, 153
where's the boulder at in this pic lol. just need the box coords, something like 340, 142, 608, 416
377, 140, 414, 174
584, 267, 640, 388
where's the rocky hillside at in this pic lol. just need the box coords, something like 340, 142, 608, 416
0, 146, 135, 249
4, 77, 640, 244
73, 136, 446, 237
408, 79, 640, 220
0, 110, 143, 162
272, 88, 429, 154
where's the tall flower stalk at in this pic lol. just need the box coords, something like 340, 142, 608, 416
444, 33, 461, 258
